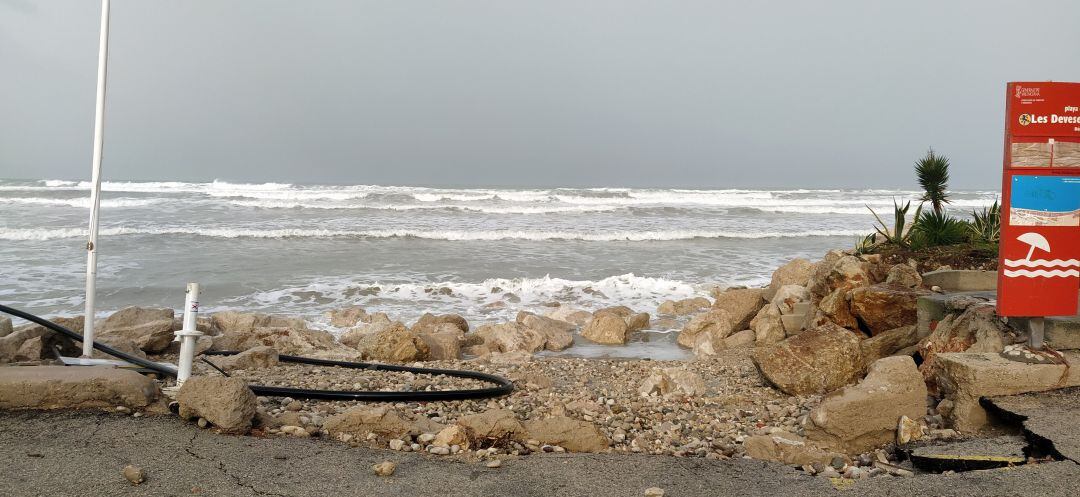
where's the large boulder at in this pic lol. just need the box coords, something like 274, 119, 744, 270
475, 322, 548, 352
325, 306, 370, 327
339, 313, 394, 348
0, 324, 79, 363
417, 332, 462, 360
814, 288, 859, 330
209, 346, 279, 372
177, 376, 257, 435
0, 365, 160, 410
693, 329, 755, 357
517, 312, 575, 351
657, 297, 711, 316
768, 258, 814, 296
0, 316, 12, 338
544, 306, 592, 326
752, 322, 864, 396
750, 304, 786, 345
803, 356, 927, 454
809, 254, 873, 300
711, 288, 766, 330
918, 304, 1014, 391
412, 313, 469, 334
326, 405, 445, 440
676, 309, 734, 348
885, 264, 923, 289
860, 325, 918, 364
850, 284, 929, 336
744, 431, 847, 466
97, 307, 175, 353
211, 311, 307, 334
354, 322, 430, 362
211, 326, 339, 355
523, 416, 610, 453
581, 313, 630, 345
637, 367, 706, 397
456, 409, 527, 442
772, 285, 810, 314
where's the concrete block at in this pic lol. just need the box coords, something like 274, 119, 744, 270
0, 365, 160, 410
921, 270, 996, 292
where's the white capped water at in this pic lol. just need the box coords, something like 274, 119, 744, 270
0, 179, 997, 358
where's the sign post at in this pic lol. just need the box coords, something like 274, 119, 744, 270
997, 82, 1080, 353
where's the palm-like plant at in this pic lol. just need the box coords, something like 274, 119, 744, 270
867, 199, 922, 249
915, 149, 950, 215
968, 200, 1001, 244
911, 209, 968, 248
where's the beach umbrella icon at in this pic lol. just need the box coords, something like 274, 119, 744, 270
1017, 232, 1051, 261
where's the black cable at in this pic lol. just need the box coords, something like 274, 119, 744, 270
0, 304, 513, 401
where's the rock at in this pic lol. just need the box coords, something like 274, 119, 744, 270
544, 306, 592, 326
676, 309, 734, 348
339, 314, 394, 348
456, 409, 527, 441
626, 312, 651, 332
326, 306, 370, 327
210, 311, 307, 334
711, 288, 766, 330
417, 332, 462, 360
803, 356, 927, 454
485, 459, 502, 468
517, 313, 575, 351
97, 307, 175, 353
91, 335, 148, 361
638, 367, 706, 397
918, 304, 1013, 391
772, 285, 810, 314
743, 431, 847, 466
859, 325, 918, 364
0, 365, 160, 410
523, 416, 610, 453
693, 329, 755, 357
657, 297, 711, 316
433, 425, 470, 450
326, 406, 445, 439
810, 254, 873, 299
211, 324, 340, 356
815, 288, 859, 330
177, 377, 256, 434
412, 313, 469, 334
644, 488, 665, 497
0, 316, 12, 338
475, 322, 548, 352
769, 258, 814, 295
897, 415, 924, 444
850, 284, 929, 336
752, 322, 864, 396
581, 313, 630, 345
751, 304, 786, 345
372, 461, 396, 477
0, 321, 81, 363
886, 265, 923, 288
354, 322, 430, 362
210, 346, 279, 371
121, 465, 145, 485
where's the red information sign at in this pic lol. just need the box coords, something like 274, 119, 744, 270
997, 82, 1080, 317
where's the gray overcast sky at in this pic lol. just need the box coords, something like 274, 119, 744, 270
2, 0, 1079, 189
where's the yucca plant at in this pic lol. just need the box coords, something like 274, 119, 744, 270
854, 233, 877, 255
915, 149, 950, 215
911, 209, 968, 248
867, 199, 922, 249
968, 200, 1000, 244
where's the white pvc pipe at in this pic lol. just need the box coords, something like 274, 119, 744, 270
82, 0, 112, 358
175, 283, 203, 386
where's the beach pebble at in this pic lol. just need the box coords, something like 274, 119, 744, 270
121, 465, 145, 485
372, 461, 396, 477
644, 488, 665, 497
486, 459, 502, 468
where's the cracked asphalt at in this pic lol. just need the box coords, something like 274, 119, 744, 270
1, 410, 1077, 497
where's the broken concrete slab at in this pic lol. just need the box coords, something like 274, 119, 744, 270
982, 387, 1080, 463
0, 365, 160, 410
921, 270, 997, 292
915, 291, 996, 338
909, 436, 1027, 472
933, 352, 1080, 433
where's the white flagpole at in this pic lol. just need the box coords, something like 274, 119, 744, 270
82, 0, 111, 357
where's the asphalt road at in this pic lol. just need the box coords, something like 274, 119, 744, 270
0, 410, 1076, 497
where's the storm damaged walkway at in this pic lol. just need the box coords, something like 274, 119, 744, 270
1, 411, 1078, 497
983, 386, 1080, 463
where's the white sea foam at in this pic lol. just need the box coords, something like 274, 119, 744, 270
0, 197, 161, 208
0, 227, 869, 241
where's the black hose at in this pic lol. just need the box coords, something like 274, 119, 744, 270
0, 304, 513, 401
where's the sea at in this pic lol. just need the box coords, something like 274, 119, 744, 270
0, 179, 998, 358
